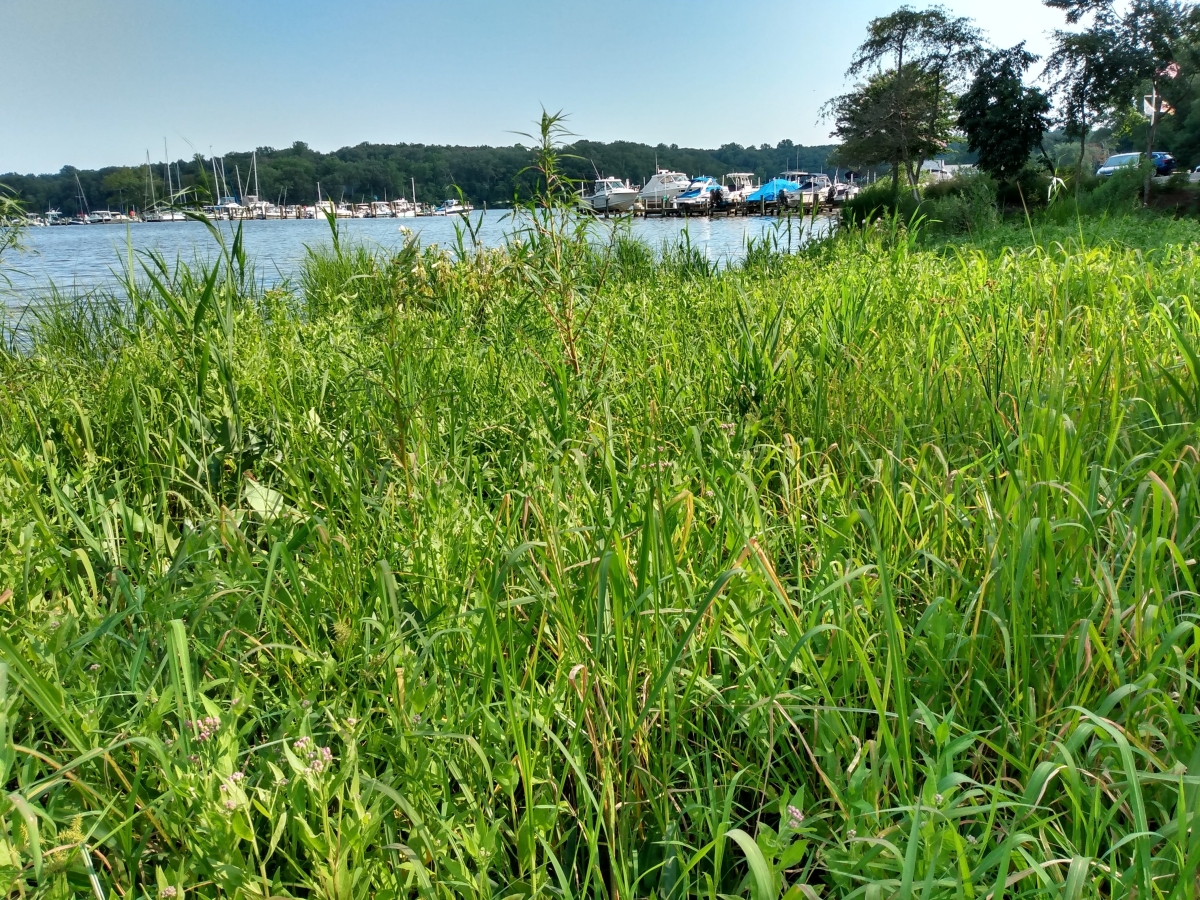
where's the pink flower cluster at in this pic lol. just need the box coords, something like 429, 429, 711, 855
219, 772, 246, 811
786, 805, 804, 828
293, 736, 333, 773
186, 716, 221, 742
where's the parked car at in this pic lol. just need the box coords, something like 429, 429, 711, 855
1151, 151, 1176, 175
1097, 151, 1177, 177
1097, 152, 1141, 176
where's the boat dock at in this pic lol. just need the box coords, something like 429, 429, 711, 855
630, 197, 840, 218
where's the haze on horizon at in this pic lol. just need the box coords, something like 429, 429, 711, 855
2, 0, 1066, 176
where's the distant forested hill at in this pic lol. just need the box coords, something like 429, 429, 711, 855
1, 139, 840, 215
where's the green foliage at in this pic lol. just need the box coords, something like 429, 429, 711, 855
921, 171, 1000, 232
832, 5, 982, 190
3, 214, 1200, 900
842, 173, 998, 235
957, 44, 1051, 182
829, 65, 954, 181
840, 180, 923, 224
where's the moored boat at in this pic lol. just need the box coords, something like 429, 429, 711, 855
674, 176, 720, 213
432, 198, 474, 216
720, 173, 758, 203
745, 176, 803, 208
580, 177, 638, 213
638, 169, 690, 206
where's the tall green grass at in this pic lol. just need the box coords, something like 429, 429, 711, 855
1, 213, 1199, 900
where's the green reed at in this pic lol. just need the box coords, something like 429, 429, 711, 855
1, 211, 1199, 900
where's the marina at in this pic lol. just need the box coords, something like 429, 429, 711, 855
15, 163, 863, 227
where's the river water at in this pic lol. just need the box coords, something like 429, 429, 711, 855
1, 210, 831, 311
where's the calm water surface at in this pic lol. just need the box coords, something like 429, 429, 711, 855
2, 210, 832, 312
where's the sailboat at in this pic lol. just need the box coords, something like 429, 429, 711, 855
148, 141, 187, 221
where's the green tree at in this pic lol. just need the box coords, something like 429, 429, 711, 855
1046, 0, 1190, 203
1043, 25, 1124, 190
957, 44, 1051, 182
829, 65, 952, 187
840, 5, 983, 196
100, 167, 147, 213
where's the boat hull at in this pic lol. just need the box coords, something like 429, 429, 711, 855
581, 190, 638, 213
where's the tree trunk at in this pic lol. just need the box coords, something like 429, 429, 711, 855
1076, 122, 1087, 202
1144, 81, 1158, 207
906, 161, 920, 201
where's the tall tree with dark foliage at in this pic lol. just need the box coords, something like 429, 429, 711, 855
957, 44, 1052, 183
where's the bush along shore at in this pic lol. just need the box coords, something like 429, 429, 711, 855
2, 208, 1200, 900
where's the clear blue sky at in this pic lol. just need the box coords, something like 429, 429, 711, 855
1, 0, 1067, 175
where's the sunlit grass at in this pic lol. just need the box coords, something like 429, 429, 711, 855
1, 213, 1199, 899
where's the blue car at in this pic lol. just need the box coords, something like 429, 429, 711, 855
1151, 152, 1176, 175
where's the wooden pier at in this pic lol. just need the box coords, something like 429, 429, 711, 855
631, 198, 840, 218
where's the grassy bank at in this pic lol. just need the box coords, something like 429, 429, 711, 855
1, 214, 1199, 899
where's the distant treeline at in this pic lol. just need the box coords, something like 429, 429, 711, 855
1, 139, 841, 215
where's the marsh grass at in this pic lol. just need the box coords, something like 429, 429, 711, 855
1, 211, 1199, 900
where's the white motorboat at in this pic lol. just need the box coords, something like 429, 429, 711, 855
777, 171, 833, 208
145, 207, 188, 222
242, 196, 275, 219
674, 176, 721, 213
796, 173, 834, 207
638, 169, 690, 206
432, 198, 474, 216
833, 174, 861, 203
580, 176, 638, 213
391, 198, 417, 218
721, 173, 759, 203
370, 201, 395, 218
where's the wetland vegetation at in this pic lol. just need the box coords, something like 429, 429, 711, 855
2, 184, 1200, 899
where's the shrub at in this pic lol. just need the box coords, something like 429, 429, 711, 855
841, 179, 921, 224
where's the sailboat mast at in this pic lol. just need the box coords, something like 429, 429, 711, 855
253, 150, 261, 199
164, 139, 172, 198
75, 173, 90, 215
146, 150, 157, 207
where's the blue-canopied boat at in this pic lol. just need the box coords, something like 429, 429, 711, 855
746, 176, 802, 206
674, 176, 721, 212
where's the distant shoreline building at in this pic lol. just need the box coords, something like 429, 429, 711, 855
921, 159, 974, 182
